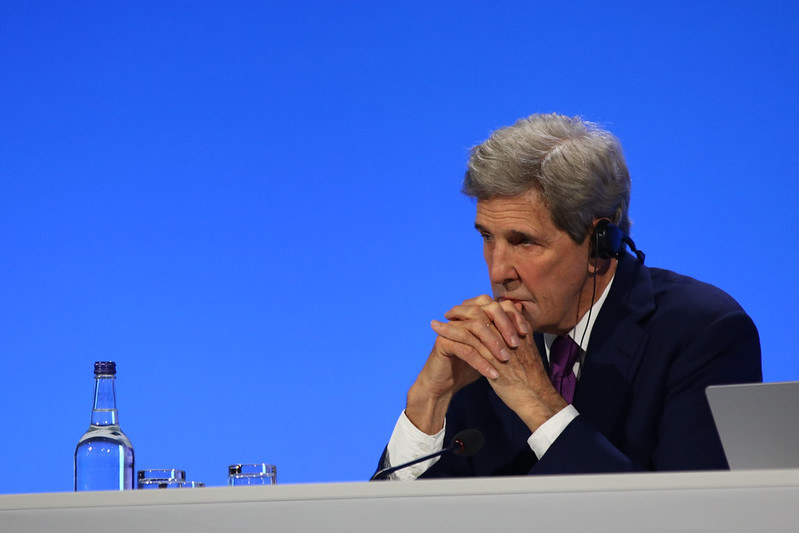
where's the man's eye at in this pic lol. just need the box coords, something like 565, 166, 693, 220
512, 236, 539, 247
480, 233, 493, 242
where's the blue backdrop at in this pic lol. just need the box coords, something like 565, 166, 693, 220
1, 1, 797, 493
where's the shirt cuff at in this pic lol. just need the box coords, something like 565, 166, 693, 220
385, 411, 446, 480
527, 404, 579, 459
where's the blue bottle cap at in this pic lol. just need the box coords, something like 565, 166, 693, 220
94, 361, 117, 375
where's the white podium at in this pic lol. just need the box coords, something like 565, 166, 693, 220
2, 469, 799, 532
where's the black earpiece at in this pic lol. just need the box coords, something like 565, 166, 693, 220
591, 219, 645, 264
592, 219, 623, 259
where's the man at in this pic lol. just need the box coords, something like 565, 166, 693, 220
378, 113, 761, 479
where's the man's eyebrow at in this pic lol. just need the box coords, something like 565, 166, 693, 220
474, 224, 536, 242
507, 229, 534, 240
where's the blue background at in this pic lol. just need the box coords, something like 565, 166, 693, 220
1, 1, 797, 493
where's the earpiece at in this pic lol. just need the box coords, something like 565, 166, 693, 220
591, 219, 646, 264
591, 219, 624, 259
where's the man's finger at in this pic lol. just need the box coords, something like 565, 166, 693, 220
434, 332, 500, 380
431, 319, 511, 363
480, 300, 524, 348
497, 299, 531, 336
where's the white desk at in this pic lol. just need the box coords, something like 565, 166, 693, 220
2, 469, 799, 532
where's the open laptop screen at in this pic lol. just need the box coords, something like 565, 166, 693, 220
706, 382, 799, 470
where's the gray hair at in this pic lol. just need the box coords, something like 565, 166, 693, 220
462, 113, 631, 243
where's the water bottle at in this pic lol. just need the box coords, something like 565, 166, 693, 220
74, 361, 135, 491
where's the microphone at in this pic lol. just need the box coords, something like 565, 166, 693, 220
370, 428, 484, 481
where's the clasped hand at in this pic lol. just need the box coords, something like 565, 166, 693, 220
413, 295, 566, 433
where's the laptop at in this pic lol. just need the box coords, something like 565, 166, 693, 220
706, 381, 799, 470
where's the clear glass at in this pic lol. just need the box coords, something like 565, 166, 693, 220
139, 479, 184, 489
228, 463, 277, 486
74, 371, 134, 491
139, 479, 205, 489
137, 469, 186, 489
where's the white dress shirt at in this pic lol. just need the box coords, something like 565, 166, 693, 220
385, 277, 615, 480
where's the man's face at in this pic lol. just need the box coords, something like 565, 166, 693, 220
474, 191, 593, 335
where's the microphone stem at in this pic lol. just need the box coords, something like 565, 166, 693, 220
370, 443, 457, 481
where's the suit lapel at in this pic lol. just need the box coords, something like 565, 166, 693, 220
573, 254, 655, 440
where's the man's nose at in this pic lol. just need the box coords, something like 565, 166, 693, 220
488, 242, 517, 284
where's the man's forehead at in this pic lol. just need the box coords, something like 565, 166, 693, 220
474, 192, 553, 228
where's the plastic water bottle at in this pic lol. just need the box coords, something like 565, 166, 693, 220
74, 361, 135, 491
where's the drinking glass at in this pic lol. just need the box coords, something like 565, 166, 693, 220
137, 469, 186, 489
139, 479, 184, 489
228, 463, 277, 486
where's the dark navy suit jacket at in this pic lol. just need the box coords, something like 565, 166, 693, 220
399, 253, 762, 477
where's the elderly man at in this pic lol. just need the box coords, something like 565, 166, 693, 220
378, 113, 761, 478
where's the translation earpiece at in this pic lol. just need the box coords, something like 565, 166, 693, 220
592, 219, 623, 259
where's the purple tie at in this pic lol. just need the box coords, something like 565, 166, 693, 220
550, 335, 580, 404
